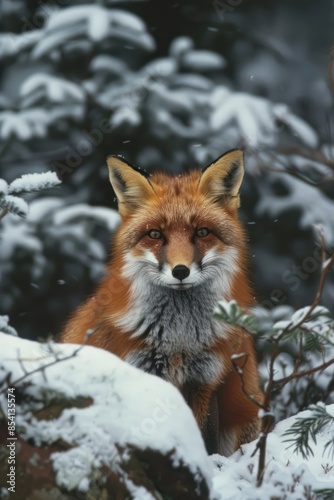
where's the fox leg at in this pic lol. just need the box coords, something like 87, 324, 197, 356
202, 391, 219, 454
183, 384, 219, 454
217, 357, 263, 456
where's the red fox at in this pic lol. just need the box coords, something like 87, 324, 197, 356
60, 149, 263, 455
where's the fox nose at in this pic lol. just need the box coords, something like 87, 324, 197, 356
172, 265, 190, 281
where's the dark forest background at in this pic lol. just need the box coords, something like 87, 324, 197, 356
0, 0, 333, 342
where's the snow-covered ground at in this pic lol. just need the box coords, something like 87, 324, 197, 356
211, 407, 334, 499
0, 332, 333, 499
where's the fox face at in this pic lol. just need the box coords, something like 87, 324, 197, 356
107, 150, 247, 298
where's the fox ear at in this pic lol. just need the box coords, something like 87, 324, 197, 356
106, 155, 153, 216
198, 149, 244, 208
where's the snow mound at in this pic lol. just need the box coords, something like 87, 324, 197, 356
0, 333, 212, 495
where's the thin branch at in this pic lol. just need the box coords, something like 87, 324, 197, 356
329, 44, 334, 94
273, 356, 334, 389
0, 329, 94, 395
0, 207, 8, 222
275, 146, 334, 172
233, 235, 334, 488
282, 332, 305, 384
277, 235, 334, 341
231, 351, 274, 487
17, 349, 29, 376
264, 166, 332, 187
256, 148, 334, 186
1, 349, 79, 395
231, 354, 264, 409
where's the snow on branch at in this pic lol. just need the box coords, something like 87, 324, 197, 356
9, 172, 61, 194
0, 195, 29, 218
0, 172, 61, 221
0, 179, 8, 197
0, 315, 17, 336
32, 5, 155, 59
256, 171, 334, 246
210, 91, 318, 148
20, 74, 85, 107
52, 204, 120, 231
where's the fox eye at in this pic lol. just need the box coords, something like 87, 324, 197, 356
196, 228, 210, 238
148, 229, 163, 239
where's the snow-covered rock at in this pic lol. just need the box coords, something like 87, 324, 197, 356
0, 332, 333, 498
0, 333, 212, 499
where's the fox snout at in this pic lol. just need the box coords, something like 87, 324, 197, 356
161, 261, 197, 290
172, 265, 190, 281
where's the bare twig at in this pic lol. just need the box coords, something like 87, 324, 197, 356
0, 207, 8, 222
256, 147, 334, 186
329, 44, 334, 94
273, 356, 334, 389
231, 351, 274, 487
277, 233, 334, 341
276, 146, 334, 172
0, 329, 94, 395
231, 354, 264, 409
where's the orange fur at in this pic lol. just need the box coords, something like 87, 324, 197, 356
60, 150, 263, 455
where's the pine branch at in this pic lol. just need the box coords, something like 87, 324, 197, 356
283, 404, 334, 460
314, 489, 334, 500
0, 195, 29, 218
8, 172, 61, 195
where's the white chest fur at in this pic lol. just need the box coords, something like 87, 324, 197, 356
119, 281, 228, 386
